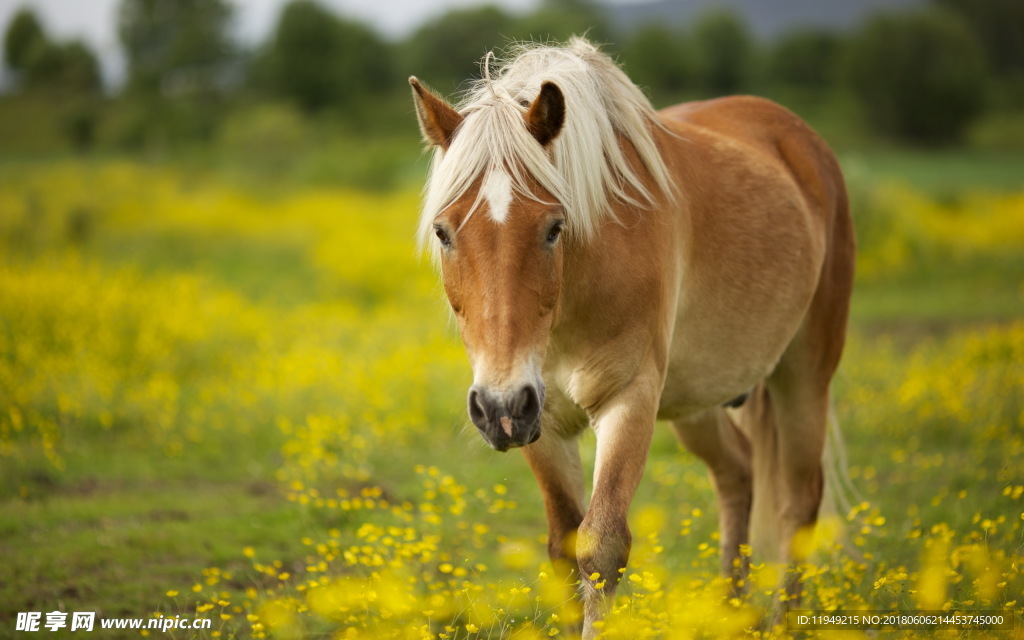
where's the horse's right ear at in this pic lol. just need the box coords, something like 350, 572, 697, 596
410, 77, 463, 149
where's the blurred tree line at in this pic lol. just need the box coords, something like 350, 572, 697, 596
1, 0, 1022, 170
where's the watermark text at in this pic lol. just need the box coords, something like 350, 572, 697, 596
16, 611, 211, 633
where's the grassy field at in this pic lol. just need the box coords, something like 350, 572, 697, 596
0, 155, 1022, 639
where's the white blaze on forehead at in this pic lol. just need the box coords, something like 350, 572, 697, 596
482, 170, 513, 224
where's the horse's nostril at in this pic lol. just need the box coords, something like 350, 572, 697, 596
468, 388, 489, 428
513, 385, 541, 423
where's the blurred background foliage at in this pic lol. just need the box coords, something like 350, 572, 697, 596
1, 0, 1023, 186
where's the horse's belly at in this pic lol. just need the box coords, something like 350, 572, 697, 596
657, 252, 822, 419
655, 344, 774, 419
657, 354, 770, 421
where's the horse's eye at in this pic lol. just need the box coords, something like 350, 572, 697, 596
546, 221, 564, 244
435, 226, 452, 248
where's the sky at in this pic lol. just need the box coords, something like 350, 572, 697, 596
0, 0, 550, 87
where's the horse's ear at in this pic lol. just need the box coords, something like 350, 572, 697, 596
525, 82, 565, 147
410, 76, 463, 149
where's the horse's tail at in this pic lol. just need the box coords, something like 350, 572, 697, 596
821, 399, 860, 529
746, 389, 857, 562
745, 383, 780, 560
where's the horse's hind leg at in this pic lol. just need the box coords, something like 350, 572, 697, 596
759, 165, 854, 620
671, 408, 753, 591
753, 331, 843, 626
744, 378, 829, 636
759, 376, 829, 574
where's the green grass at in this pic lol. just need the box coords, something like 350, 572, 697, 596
850, 254, 1024, 330
840, 147, 1024, 197
1, 481, 302, 614
0, 429, 307, 639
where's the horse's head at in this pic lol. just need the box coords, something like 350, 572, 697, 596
410, 76, 566, 452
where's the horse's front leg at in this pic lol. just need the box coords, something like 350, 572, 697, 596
576, 379, 659, 639
520, 416, 587, 619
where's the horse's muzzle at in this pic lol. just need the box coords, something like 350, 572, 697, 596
468, 384, 543, 451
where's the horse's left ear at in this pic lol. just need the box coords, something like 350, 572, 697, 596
410, 76, 463, 149
525, 82, 565, 147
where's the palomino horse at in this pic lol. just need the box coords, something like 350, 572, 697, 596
410, 38, 854, 636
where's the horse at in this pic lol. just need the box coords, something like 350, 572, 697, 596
409, 38, 854, 637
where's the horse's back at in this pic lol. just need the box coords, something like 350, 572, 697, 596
660, 96, 846, 224
659, 95, 823, 152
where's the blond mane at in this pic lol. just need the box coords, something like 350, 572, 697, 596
418, 37, 675, 251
